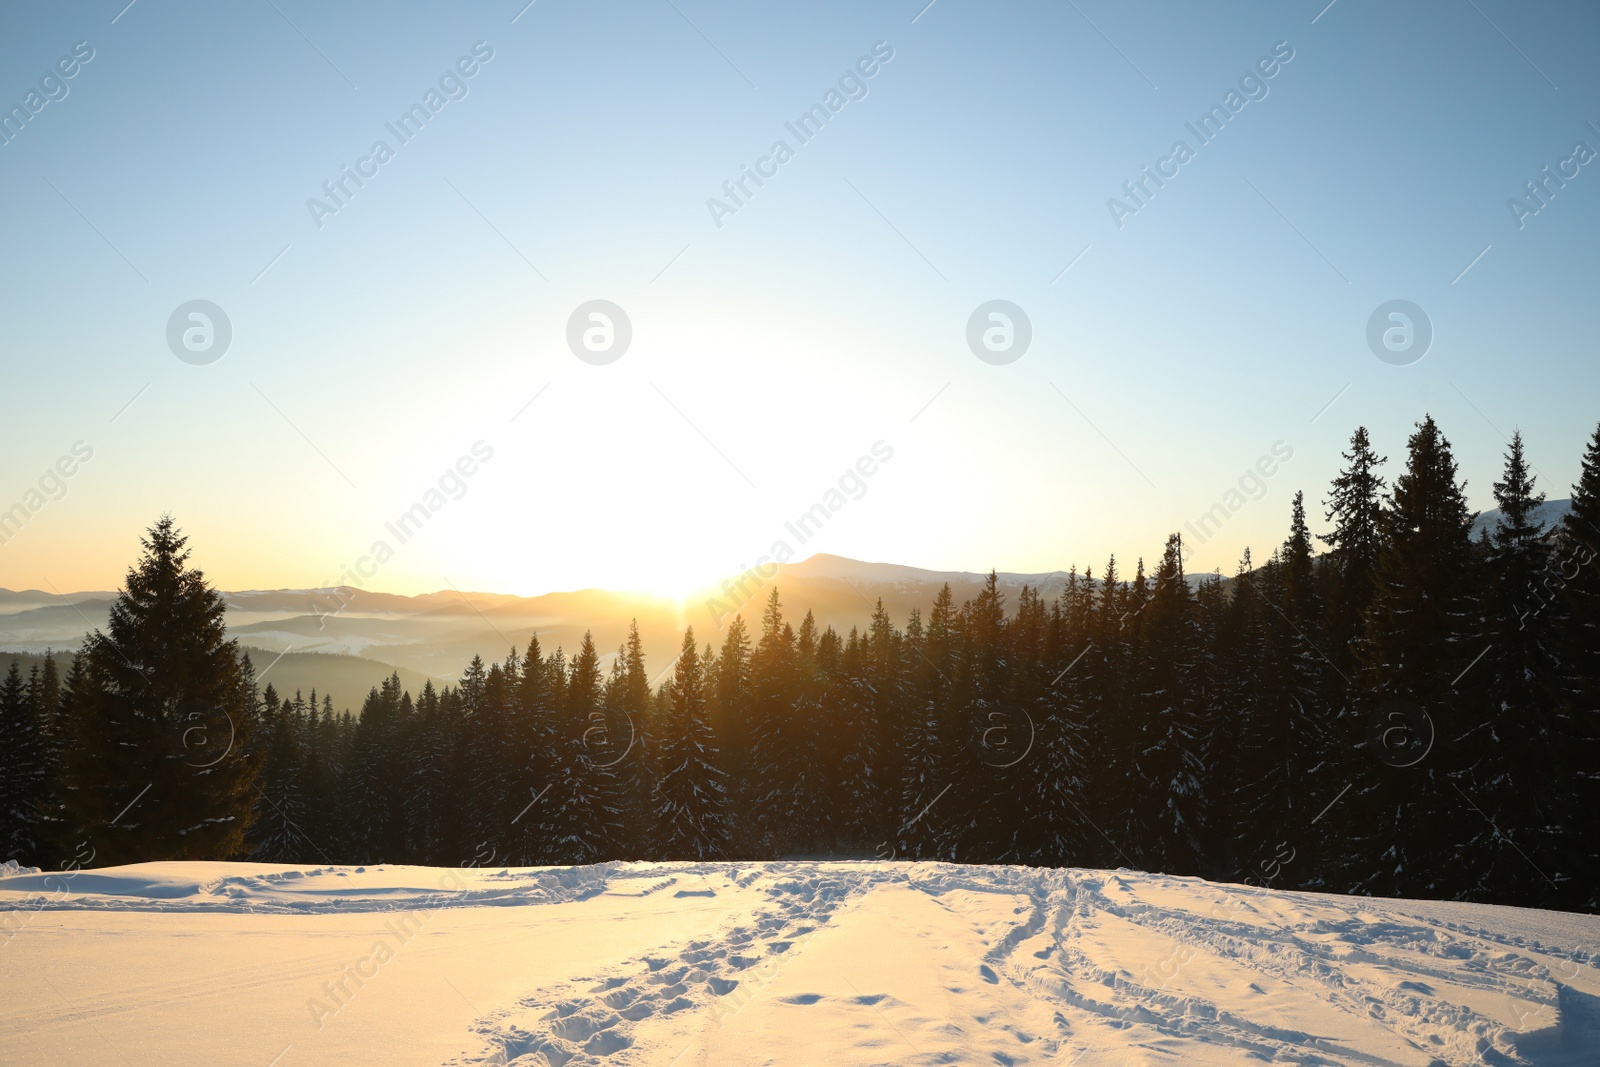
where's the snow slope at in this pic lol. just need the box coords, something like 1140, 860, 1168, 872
2, 861, 1597, 1066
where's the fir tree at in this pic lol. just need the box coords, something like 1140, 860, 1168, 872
1557, 422, 1600, 909
0, 661, 46, 862
1359, 417, 1479, 898
251, 683, 313, 862
746, 591, 799, 856
550, 633, 620, 863
1128, 534, 1206, 874
897, 585, 960, 860
505, 637, 555, 865
610, 623, 655, 857
1322, 427, 1388, 676
1466, 429, 1564, 903
1262, 496, 1335, 887
57, 517, 262, 862
653, 629, 728, 859
1217, 550, 1267, 880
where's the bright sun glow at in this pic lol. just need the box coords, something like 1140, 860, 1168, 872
612, 552, 726, 605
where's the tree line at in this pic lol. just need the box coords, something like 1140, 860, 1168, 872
2, 415, 1597, 912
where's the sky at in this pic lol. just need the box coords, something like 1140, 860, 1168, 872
1, 0, 1597, 599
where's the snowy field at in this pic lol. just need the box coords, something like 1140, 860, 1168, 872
2, 861, 1597, 1066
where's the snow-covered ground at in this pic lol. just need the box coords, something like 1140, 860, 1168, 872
2, 860, 1597, 1066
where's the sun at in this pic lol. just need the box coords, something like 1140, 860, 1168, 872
626, 554, 722, 605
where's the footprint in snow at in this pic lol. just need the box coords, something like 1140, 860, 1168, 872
979, 964, 1000, 984
585, 1030, 630, 1055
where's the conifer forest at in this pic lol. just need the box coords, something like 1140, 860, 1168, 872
5, 417, 1599, 914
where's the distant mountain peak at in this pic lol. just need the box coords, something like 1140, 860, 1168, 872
1470, 498, 1571, 540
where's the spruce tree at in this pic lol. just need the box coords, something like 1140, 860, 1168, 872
779, 611, 828, 853
1218, 550, 1267, 880
897, 585, 959, 860
1013, 582, 1088, 866
408, 679, 453, 865
1557, 422, 1600, 909
653, 629, 728, 859
1468, 429, 1564, 903
861, 599, 907, 847
549, 633, 619, 863
1264, 496, 1334, 888
1322, 427, 1388, 677
456, 654, 510, 864
710, 617, 753, 847
1359, 417, 1479, 898
298, 694, 341, 859
610, 623, 655, 858
57, 517, 262, 862
1128, 534, 1206, 874
26, 652, 65, 866
832, 627, 880, 850
746, 591, 799, 855
505, 637, 555, 865
957, 572, 1011, 859
0, 661, 46, 863
1083, 556, 1133, 868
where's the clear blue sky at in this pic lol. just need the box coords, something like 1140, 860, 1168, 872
2, 0, 1597, 597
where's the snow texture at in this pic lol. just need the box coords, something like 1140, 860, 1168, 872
2, 860, 1597, 1066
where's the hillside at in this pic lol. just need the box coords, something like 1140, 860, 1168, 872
1, 859, 1595, 1066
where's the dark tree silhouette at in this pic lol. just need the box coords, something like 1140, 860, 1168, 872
56, 516, 261, 863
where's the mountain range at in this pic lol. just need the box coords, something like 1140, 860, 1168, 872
1, 498, 1572, 712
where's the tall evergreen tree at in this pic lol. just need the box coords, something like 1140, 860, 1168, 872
57, 517, 262, 862
25, 652, 65, 866
251, 683, 314, 862
1466, 429, 1565, 903
710, 616, 754, 847
1128, 534, 1206, 874
549, 633, 620, 863
1262, 496, 1334, 888
1359, 417, 1479, 898
1322, 427, 1389, 678
897, 586, 960, 860
746, 591, 800, 855
0, 662, 46, 863
653, 629, 728, 859
1556, 422, 1600, 909
1217, 550, 1267, 880
610, 623, 655, 857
